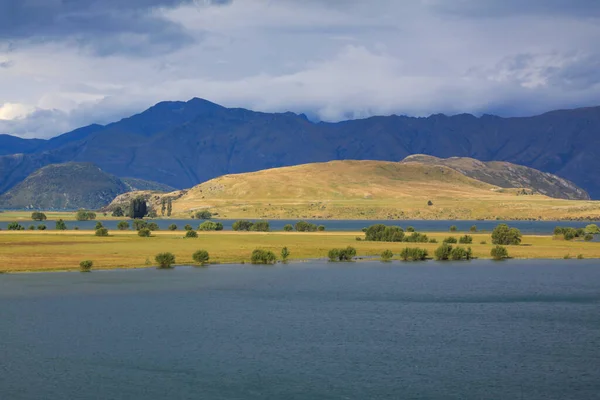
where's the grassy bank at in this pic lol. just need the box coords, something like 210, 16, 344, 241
1, 230, 599, 273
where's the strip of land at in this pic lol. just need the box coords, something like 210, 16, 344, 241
1, 230, 598, 273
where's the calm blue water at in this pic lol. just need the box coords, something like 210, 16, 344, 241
1, 260, 600, 399
1, 218, 598, 234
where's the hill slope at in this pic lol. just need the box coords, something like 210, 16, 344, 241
108, 160, 600, 220
401, 155, 590, 200
1, 99, 599, 197
0, 163, 173, 210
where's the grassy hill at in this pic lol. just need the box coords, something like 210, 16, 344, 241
108, 160, 600, 220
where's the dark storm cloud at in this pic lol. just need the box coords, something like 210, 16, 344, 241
0, 0, 230, 56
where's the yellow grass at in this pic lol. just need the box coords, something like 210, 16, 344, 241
0, 211, 122, 222
1, 230, 598, 273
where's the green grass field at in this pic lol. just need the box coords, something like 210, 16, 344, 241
1, 230, 598, 273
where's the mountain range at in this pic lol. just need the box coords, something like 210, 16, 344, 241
1, 98, 599, 198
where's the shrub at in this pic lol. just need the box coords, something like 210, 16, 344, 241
480, 241, 487, 245
328, 247, 357, 262
251, 249, 277, 265
584, 233, 594, 242
233, 220, 254, 231
281, 247, 290, 262
138, 228, 151, 237
184, 224, 193, 231
31, 212, 47, 221
192, 250, 210, 265
491, 224, 522, 245
450, 247, 472, 261
79, 260, 93, 272
449, 225, 457, 232
328, 249, 340, 262
155, 252, 176, 268
37, 224, 47, 230
185, 230, 198, 238
95, 222, 104, 230
55, 219, 67, 230
355, 237, 362, 241
95, 228, 109, 237
198, 221, 224, 231
283, 224, 293, 232
470, 225, 477, 232
427, 200, 433, 206
168, 224, 178, 231
74, 227, 79, 230
295, 221, 318, 232
585, 224, 600, 234
147, 209, 158, 218
563, 254, 571, 260
195, 210, 212, 220
111, 207, 124, 217
28, 225, 35, 230
365, 224, 404, 242
7, 222, 24, 231
434, 244, 453, 261
406, 226, 415, 232
399, 247, 428, 261
491, 245, 509, 260
117, 221, 130, 230
458, 235, 473, 244
252, 221, 270, 232
577, 254, 584, 260
76, 210, 96, 221
317, 225, 326, 232
404, 232, 429, 243
133, 220, 148, 231
443, 236, 457, 244
429, 238, 438, 243
381, 249, 393, 261
147, 222, 159, 231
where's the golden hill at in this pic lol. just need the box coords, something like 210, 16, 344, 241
107, 160, 600, 220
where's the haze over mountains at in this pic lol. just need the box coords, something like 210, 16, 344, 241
1, 98, 599, 198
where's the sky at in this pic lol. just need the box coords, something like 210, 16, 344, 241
1, 0, 600, 138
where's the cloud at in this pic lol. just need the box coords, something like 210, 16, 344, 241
1, 0, 600, 138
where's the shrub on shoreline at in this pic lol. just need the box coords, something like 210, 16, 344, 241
79, 260, 93, 272
281, 247, 290, 262
185, 230, 198, 238
251, 249, 277, 265
328, 246, 356, 262
491, 245, 509, 260
117, 221, 130, 230
399, 247, 428, 261
198, 221, 224, 231
192, 250, 210, 265
7, 222, 24, 231
55, 219, 67, 230
155, 252, 176, 269
381, 249, 393, 261
492, 224, 522, 245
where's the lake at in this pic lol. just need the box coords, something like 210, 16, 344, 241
1, 218, 598, 234
1, 260, 599, 399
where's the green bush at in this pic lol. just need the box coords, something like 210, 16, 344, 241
563, 254, 571, 260
480, 240, 487, 245
147, 222, 159, 231
585, 224, 600, 234
37, 224, 47, 230
328, 246, 357, 262
117, 221, 130, 230
365, 224, 405, 242
450, 247, 472, 261
470, 225, 477, 232
133, 220, 148, 231
283, 224, 293, 232
198, 221, 224, 231
31, 212, 47, 221
138, 228, 151, 237
155, 252, 176, 268
233, 220, 254, 231
404, 232, 429, 243
111, 207, 124, 217
28, 225, 35, 230
577, 254, 584, 260
458, 235, 473, 244
7, 222, 24, 231
584, 233, 594, 242
195, 210, 212, 220
168, 224, 177, 231
56, 219, 67, 230
192, 250, 210, 265
79, 260, 93, 272
295, 221, 318, 232
399, 247, 428, 261
328, 249, 340, 262
252, 221, 270, 232
434, 244, 453, 261
281, 247, 290, 262
184, 224, 193, 231
491, 245, 509, 260
491, 224, 522, 245
95, 222, 104, 230
251, 249, 277, 265
185, 230, 198, 238
380, 249, 394, 261
406, 226, 415, 232
443, 236, 457, 244
95, 228, 109, 237
429, 238, 438, 243
449, 225, 458, 232
317, 225, 325, 232
76, 210, 96, 221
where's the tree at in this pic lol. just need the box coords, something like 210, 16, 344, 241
95, 228, 109, 237
129, 197, 148, 219
251, 249, 277, 264
381, 249, 393, 261
283, 224, 293, 232
406, 226, 415, 232
117, 221, 130, 230
427, 200, 433, 206
328, 247, 356, 261
450, 247, 472, 261
7, 222, 24, 231
155, 252, 176, 268
399, 247, 428, 261
443, 236, 457, 244
37, 224, 47, 230
458, 235, 473, 244
491, 245, 509, 260
584, 233, 594, 242
167, 198, 173, 217
233, 220, 254, 231
328, 248, 340, 262
138, 228, 151, 237
55, 219, 67, 230
365, 224, 404, 242
295, 221, 318, 232
147, 209, 158, 218
161, 199, 166, 216
195, 210, 212, 220
252, 221, 270, 232
491, 224, 522, 245
470, 225, 477, 232
317, 225, 325, 232
585, 224, 600, 234
133, 220, 148, 231
281, 247, 290, 262
31, 212, 47, 221
147, 222, 159, 231
76, 210, 96, 221
434, 244, 453, 260
198, 221, 223, 231
95, 222, 103, 230
168, 224, 177, 231
112, 207, 124, 217
193, 250, 210, 265
449, 225, 458, 232
185, 230, 198, 238
184, 224, 193, 231
79, 260, 93, 272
